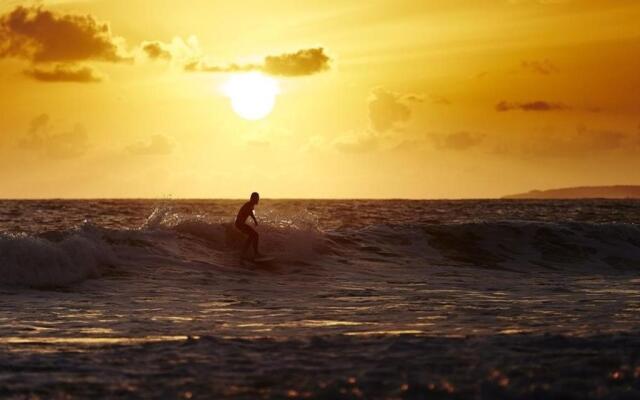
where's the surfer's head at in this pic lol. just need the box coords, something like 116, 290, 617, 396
250, 192, 260, 204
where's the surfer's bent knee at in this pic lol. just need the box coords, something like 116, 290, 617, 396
236, 223, 258, 239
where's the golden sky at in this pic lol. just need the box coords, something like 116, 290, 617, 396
1, 0, 639, 198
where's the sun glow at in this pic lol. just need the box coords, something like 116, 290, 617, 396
222, 73, 280, 120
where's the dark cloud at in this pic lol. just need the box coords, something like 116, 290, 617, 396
0, 6, 128, 63
431, 131, 486, 150
127, 134, 173, 156
24, 63, 102, 82
368, 88, 417, 133
0, 7, 331, 84
404, 94, 425, 102
185, 47, 331, 77
521, 59, 558, 75
20, 114, 89, 159
496, 100, 570, 112
263, 48, 330, 76
139, 37, 200, 64
0, 6, 133, 83
141, 41, 172, 61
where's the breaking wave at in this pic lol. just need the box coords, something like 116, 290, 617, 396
0, 227, 118, 288
2, 206, 639, 288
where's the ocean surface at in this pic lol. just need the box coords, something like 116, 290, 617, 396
1, 199, 640, 399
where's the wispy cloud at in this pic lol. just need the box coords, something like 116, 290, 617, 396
185, 47, 331, 77
332, 87, 424, 153
141, 42, 172, 61
368, 88, 421, 133
24, 64, 102, 83
19, 114, 89, 159
430, 131, 486, 150
139, 37, 200, 63
520, 59, 558, 75
496, 100, 570, 112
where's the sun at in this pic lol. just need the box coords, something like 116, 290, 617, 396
222, 72, 280, 120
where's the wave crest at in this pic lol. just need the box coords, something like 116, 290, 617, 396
329, 220, 640, 271
420, 221, 640, 270
4, 209, 639, 290
0, 227, 117, 288
142, 207, 328, 261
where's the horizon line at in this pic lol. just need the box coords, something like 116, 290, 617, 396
0, 196, 635, 201
0, 196, 500, 201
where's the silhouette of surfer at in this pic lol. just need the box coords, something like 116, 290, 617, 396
235, 192, 262, 259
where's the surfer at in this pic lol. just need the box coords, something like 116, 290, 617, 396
235, 192, 262, 259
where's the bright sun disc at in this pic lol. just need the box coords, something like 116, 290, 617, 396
222, 72, 279, 120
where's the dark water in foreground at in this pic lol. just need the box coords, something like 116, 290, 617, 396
1, 199, 640, 399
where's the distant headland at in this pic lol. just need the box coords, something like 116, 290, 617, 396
503, 185, 640, 199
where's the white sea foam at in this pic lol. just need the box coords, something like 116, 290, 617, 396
0, 229, 117, 288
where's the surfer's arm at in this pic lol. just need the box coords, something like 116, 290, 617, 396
251, 210, 258, 226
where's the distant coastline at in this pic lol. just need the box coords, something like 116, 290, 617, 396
503, 185, 640, 199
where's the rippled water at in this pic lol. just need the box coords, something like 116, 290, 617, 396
1, 200, 640, 398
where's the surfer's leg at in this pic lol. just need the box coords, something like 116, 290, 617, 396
244, 226, 259, 256
237, 224, 260, 258
242, 235, 252, 255
252, 231, 260, 256
237, 224, 253, 256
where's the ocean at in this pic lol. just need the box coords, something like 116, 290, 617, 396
1, 199, 640, 399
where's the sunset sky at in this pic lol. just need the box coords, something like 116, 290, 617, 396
1, 0, 639, 198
